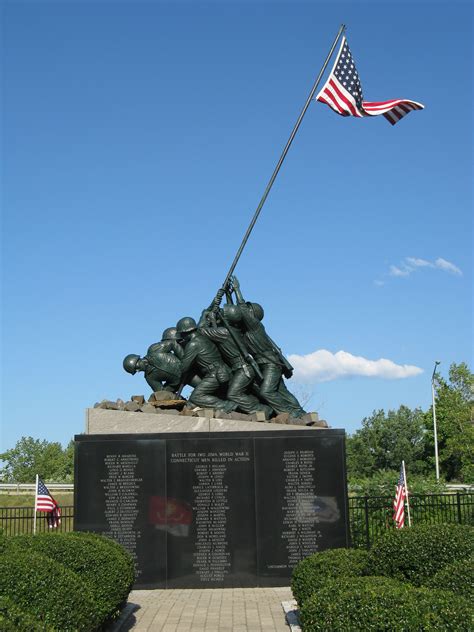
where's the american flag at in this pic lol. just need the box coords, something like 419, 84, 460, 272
316, 36, 424, 126
35, 477, 61, 528
393, 464, 406, 529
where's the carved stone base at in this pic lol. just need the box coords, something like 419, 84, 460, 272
85, 408, 327, 435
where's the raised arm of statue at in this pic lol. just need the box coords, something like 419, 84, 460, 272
230, 275, 245, 304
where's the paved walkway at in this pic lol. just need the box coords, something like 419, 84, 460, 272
121, 587, 294, 631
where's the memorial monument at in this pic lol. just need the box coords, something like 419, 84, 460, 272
75, 24, 352, 588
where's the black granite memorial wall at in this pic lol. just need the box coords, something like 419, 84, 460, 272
74, 430, 349, 588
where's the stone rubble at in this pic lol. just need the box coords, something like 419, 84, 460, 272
93, 394, 328, 427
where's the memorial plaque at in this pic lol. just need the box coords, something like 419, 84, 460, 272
255, 434, 348, 584
74, 438, 167, 585
75, 429, 348, 587
165, 437, 257, 587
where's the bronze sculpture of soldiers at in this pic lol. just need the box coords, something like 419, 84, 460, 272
122, 278, 307, 420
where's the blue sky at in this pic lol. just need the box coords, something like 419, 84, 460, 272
1, 0, 472, 452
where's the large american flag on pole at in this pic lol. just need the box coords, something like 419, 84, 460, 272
35, 477, 61, 528
393, 464, 406, 529
316, 36, 424, 125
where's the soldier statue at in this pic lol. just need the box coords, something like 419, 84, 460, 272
123, 351, 182, 394
227, 276, 307, 419
123, 327, 200, 395
147, 327, 184, 360
175, 316, 236, 413
198, 303, 273, 418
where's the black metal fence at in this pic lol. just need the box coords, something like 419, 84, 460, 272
1, 494, 473, 546
0, 505, 74, 536
349, 492, 474, 549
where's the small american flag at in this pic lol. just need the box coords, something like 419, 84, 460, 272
393, 464, 406, 529
35, 477, 61, 528
316, 36, 424, 126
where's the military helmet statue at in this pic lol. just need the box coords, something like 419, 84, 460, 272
176, 316, 197, 335
123, 353, 141, 375
162, 326, 178, 341
222, 304, 242, 325
247, 302, 264, 321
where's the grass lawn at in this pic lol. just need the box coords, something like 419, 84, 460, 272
0, 492, 73, 507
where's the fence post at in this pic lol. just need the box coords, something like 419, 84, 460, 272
456, 492, 462, 524
364, 496, 370, 549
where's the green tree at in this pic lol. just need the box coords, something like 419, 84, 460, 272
424, 362, 473, 483
0, 437, 74, 483
346, 405, 428, 479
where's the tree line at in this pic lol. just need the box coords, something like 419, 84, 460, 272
1, 362, 472, 486
347, 362, 473, 493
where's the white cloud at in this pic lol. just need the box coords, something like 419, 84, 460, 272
389, 264, 411, 277
386, 257, 462, 279
288, 349, 423, 383
405, 257, 433, 268
434, 257, 462, 275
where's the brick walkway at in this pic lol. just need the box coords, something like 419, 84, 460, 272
121, 587, 294, 631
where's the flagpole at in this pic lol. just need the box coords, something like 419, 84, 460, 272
33, 474, 38, 535
402, 460, 412, 527
220, 23, 346, 291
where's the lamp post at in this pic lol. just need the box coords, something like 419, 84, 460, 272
431, 361, 441, 481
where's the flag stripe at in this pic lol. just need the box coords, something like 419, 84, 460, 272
328, 79, 360, 116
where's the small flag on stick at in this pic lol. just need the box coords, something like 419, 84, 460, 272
316, 36, 424, 125
34, 475, 61, 531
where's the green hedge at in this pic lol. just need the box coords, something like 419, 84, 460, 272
0, 596, 50, 632
424, 555, 474, 601
291, 548, 369, 606
300, 576, 473, 631
8, 531, 135, 623
0, 548, 101, 631
367, 523, 474, 586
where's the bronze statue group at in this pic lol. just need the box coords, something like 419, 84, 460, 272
123, 277, 308, 421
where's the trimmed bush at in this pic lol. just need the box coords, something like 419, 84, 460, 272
7, 531, 135, 623
291, 547, 369, 606
0, 596, 49, 632
0, 547, 101, 631
300, 576, 473, 631
367, 523, 474, 586
425, 555, 474, 601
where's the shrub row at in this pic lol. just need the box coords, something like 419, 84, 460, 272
0, 596, 49, 632
300, 576, 473, 632
425, 555, 474, 601
291, 548, 369, 607
292, 523, 474, 631
0, 531, 135, 631
367, 523, 474, 586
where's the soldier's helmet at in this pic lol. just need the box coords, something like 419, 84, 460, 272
247, 302, 264, 321
176, 317, 197, 336
162, 327, 178, 341
222, 304, 242, 325
123, 354, 141, 375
